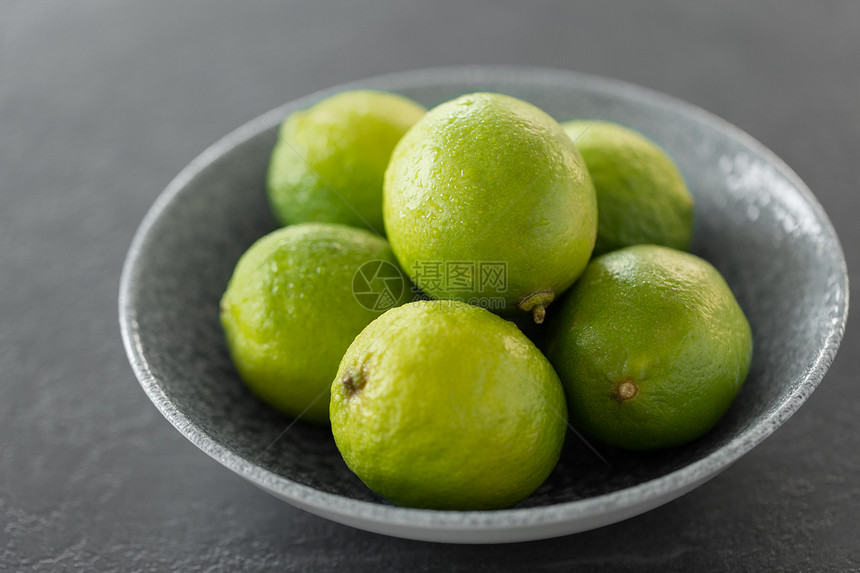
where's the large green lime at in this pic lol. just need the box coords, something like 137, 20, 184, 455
220, 223, 411, 422
562, 120, 694, 255
384, 93, 597, 323
544, 245, 753, 450
330, 300, 568, 509
267, 90, 426, 234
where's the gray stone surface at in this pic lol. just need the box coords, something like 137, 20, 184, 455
1, 1, 858, 570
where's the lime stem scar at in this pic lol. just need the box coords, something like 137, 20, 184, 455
342, 367, 368, 397
518, 290, 555, 324
613, 379, 638, 403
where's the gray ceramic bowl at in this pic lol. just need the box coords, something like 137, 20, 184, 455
119, 66, 848, 543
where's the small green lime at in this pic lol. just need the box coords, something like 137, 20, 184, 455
330, 300, 568, 509
220, 223, 411, 422
562, 120, 694, 255
384, 92, 597, 323
544, 245, 753, 451
267, 90, 426, 234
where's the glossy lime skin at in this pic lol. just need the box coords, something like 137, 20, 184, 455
384, 93, 597, 316
220, 223, 410, 423
544, 245, 753, 451
563, 120, 694, 255
330, 300, 568, 510
267, 90, 426, 234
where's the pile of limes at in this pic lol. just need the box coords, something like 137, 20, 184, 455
220, 89, 753, 510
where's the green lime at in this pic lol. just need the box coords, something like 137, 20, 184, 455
562, 120, 694, 255
267, 90, 426, 234
330, 300, 568, 509
384, 92, 597, 323
220, 223, 411, 423
544, 245, 752, 450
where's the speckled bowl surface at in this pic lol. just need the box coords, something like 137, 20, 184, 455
119, 66, 848, 544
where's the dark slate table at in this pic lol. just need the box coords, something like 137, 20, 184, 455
2, 1, 857, 570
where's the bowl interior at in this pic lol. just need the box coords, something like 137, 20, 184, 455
120, 68, 847, 533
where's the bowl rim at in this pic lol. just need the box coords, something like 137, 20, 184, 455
118, 65, 849, 543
